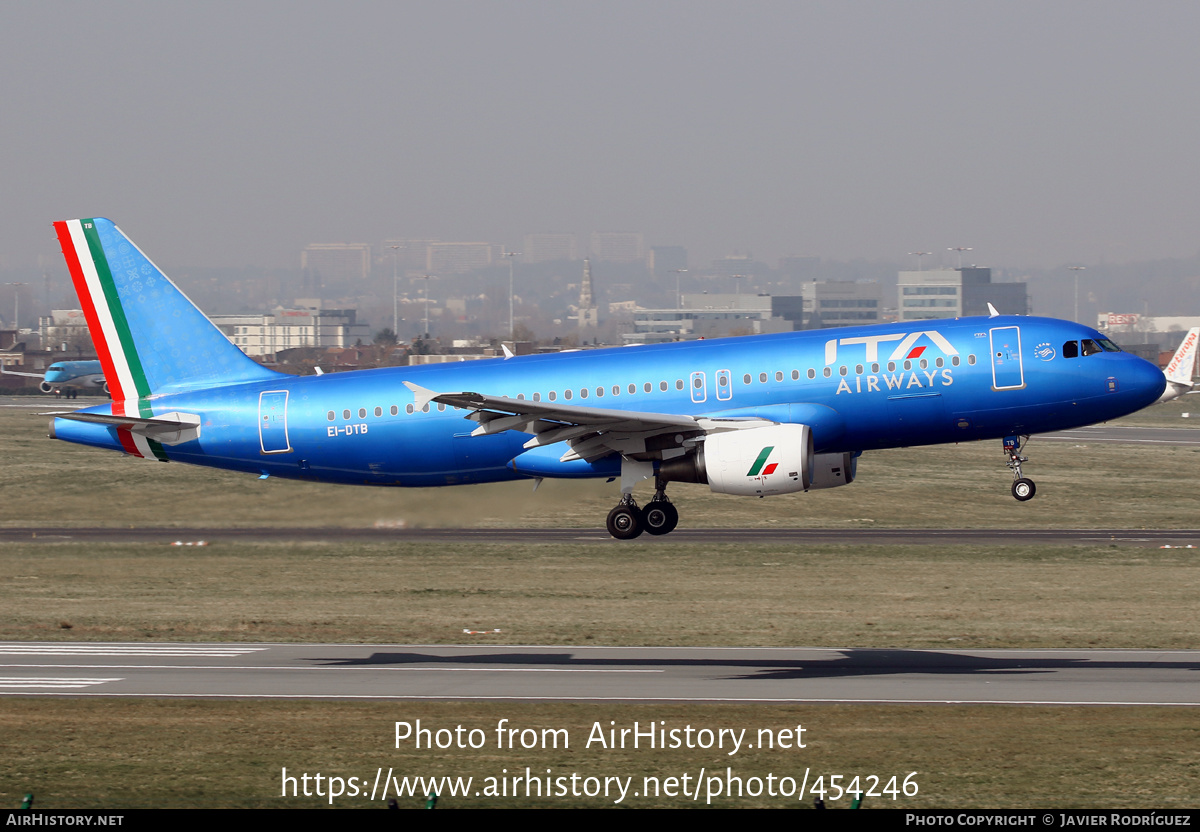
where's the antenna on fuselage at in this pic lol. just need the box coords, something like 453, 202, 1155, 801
987, 303, 1000, 318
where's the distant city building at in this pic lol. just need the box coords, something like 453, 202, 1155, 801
381, 239, 438, 275
426, 242, 496, 274
648, 246, 687, 276
625, 293, 789, 344
523, 233, 578, 263
213, 307, 371, 359
710, 254, 768, 277
590, 232, 645, 263
301, 243, 372, 293
897, 268, 1028, 322
790, 281, 884, 329
578, 259, 599, 329
1097, 313, 1200, 355
38, 309, 94, 352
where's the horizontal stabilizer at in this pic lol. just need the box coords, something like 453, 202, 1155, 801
48, 410, 201, 445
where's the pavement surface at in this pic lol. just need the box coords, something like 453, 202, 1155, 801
2, 643, 1198, 704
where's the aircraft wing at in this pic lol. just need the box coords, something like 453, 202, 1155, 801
403, 382, 770, 462
0, 367, 46, 379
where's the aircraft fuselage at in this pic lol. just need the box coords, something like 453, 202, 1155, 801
53, 315, 1166, 487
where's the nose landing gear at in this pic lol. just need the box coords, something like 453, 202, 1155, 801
1003, 435, 1036, 501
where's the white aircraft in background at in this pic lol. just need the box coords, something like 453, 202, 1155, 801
1157, 327, 1199, 403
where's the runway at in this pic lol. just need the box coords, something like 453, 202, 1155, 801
3, 526, 1199, 546
2, 642, 1198, 705
1036, 425, 1200, 445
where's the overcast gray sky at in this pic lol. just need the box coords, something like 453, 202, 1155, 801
2, 0, 1198, 270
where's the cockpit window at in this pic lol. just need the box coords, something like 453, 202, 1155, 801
1081, 339, 1103, 356
1098, 338, 1121, 352
1062, 341, 1079, 358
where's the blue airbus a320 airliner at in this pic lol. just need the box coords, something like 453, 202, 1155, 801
48, 218, 1166, 538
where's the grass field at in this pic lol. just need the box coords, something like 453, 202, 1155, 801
2, 397, 1199, 809
3, 540, 1199, 647
4, 700, 1198, 809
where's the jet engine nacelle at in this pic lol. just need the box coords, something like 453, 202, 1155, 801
658, 423, 814, 496
809, 451, 857, 490
39, 381, 53, 393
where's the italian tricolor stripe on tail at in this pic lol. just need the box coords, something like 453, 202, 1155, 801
746, 446, 778, 477
53, 218, 163, 460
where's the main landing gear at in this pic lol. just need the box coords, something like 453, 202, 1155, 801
606, 463, 681, 539
606, 490, 680, 540
1003, 434, 1036, 501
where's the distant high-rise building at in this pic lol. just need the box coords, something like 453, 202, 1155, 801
648, 246, 687, 276
897, 268, 1028, 322
302, 243, 372, 293
711, 253, 768, 276
523, 233, 578, 263
791, 281, 884, 329
578, 259, 598, 329
38, 309, 93, 353
381, 239, 438, 275
212, 307, 370, 359
590, 232, 645, 263
426, 242, 495, 274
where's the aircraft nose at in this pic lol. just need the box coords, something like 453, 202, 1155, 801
1128, 355, 1167, 405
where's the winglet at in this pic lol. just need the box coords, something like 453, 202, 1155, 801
501, 344, 515, 359
987, 303, 1000, 318
402, 381, 438, 410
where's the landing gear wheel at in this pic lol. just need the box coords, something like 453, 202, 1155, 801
606, 504, 644, 539
642, 501, 679, 536
1012, 478, 1036, 501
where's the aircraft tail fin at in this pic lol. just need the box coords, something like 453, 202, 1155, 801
1164, 327, 1199, 385
53, 218, 279, 398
